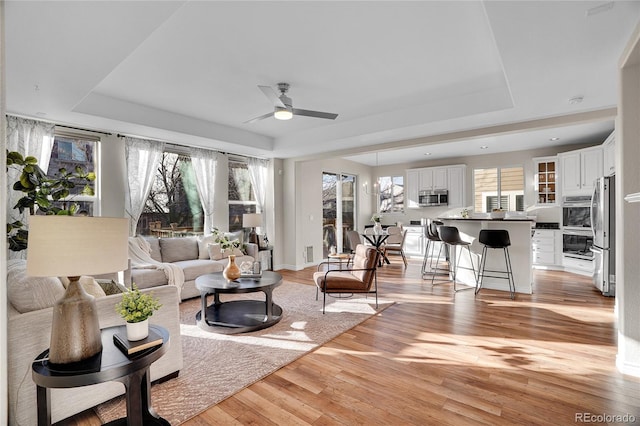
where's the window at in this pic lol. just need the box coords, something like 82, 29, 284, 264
46, 135, 98, 215
138, 151, 204, 236
473, 166, 524, 212
378, 175, 404, 213
228, 159, 256, 232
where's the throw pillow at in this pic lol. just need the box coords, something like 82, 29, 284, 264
7, 259, 66, 313
224, 231, 244, 245
207, 243, 223, 260
233, 247, 245, 257
198, 234, 217, 260
96, 279, 128, 295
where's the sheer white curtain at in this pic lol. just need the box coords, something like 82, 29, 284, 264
247, 157, 269, 239
124, 137, 165, 236
190, 147, 218, 235
6, 116, 55, 258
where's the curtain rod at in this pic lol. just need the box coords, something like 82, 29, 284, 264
55, 124, 112, 136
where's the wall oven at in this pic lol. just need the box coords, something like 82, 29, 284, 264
562, 195, 591, 230
562, 229, 594, 260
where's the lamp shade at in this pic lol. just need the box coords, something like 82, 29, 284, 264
27, 215, 129, 277
242, 213, 262, 228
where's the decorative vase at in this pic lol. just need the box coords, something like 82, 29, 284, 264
373, 222, 383, 235
223, 254, 242, 281
126, 319, 149, 341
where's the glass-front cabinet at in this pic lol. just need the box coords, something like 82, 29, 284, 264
534, 156, 558, 205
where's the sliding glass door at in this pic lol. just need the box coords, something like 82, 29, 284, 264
322, 172, 356, 257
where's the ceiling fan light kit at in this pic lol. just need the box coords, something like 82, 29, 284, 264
274, 106, 293, 120
246, 82, 338, 123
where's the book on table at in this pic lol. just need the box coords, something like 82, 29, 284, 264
113, 329, 163, 356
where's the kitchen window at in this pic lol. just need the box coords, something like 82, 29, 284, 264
473, 166, 524, 212
379, 175, 404, 213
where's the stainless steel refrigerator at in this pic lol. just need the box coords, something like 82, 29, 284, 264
590, 175, 615, 296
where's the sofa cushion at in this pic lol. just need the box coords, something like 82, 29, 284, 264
145, 237, 163, 263
174, 259, 224, 281
159, 237, 199, 263
131, 268, 168, 290
7, 259, 66, 313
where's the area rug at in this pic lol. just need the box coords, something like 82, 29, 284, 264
95, 280, 393, 424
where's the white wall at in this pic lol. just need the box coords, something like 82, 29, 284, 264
280, 157, 374, 269
617, 22, 640, 378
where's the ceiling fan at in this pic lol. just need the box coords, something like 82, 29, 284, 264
245, 83, 338, 123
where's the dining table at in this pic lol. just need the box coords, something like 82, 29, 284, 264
361, 232, 391, 266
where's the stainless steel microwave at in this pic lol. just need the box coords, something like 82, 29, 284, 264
419, 189, 448, 207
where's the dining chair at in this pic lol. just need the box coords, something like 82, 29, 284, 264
383, 226, 408, 267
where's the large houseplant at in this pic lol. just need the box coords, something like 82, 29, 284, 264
6, 150, 95, 252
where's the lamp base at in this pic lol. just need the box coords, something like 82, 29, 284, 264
49, 277, 102, 365
249, 229, 259, 245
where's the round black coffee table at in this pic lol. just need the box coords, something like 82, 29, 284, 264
195, 271, 283, 334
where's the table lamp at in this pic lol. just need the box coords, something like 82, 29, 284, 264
242, 213, 262, 245
26, 215, 129, 365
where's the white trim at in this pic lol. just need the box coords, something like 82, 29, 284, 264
623, 192, 640, 203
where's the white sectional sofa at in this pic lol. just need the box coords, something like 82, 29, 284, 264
130, 235, 257, 300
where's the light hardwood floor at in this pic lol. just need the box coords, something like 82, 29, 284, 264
63, 256, 640, 425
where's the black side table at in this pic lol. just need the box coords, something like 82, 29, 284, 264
32, 324, 170, 426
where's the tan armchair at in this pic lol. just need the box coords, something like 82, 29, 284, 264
313, 244, 380, 313
383, 226, 408, 267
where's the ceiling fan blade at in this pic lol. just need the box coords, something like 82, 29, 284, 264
243, 111, 273, 124
258, 85, 286, 108
292, 108, 338, 120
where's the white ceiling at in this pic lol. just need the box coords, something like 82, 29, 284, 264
5, 1, 638, 165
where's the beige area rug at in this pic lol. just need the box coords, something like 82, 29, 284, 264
95, 280, 393, 424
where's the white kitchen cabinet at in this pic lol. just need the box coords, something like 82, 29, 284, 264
447, 165, 466, 208
403, 225, 425, 257
602, 131, 615, 176
532, 229, 561, 267
559, 146, 603, 196
405, 164, 466, 209
421, 168, 448, 190
533, 156, 558, 205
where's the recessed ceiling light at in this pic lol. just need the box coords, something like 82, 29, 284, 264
480, 146, 488, 150
569, 96, 584, 104
424, 152, 431, 156
550, 137, 560, 141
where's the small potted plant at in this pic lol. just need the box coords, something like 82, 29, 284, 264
115, 284, 162, 341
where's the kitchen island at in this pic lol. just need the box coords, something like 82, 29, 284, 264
437, 218, 534, 295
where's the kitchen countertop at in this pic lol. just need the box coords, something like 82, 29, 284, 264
437, 217, 535, 222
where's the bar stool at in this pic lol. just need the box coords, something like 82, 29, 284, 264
421, 219, 447, 279
476, 229, 515, 300
433, 225, 476, 292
